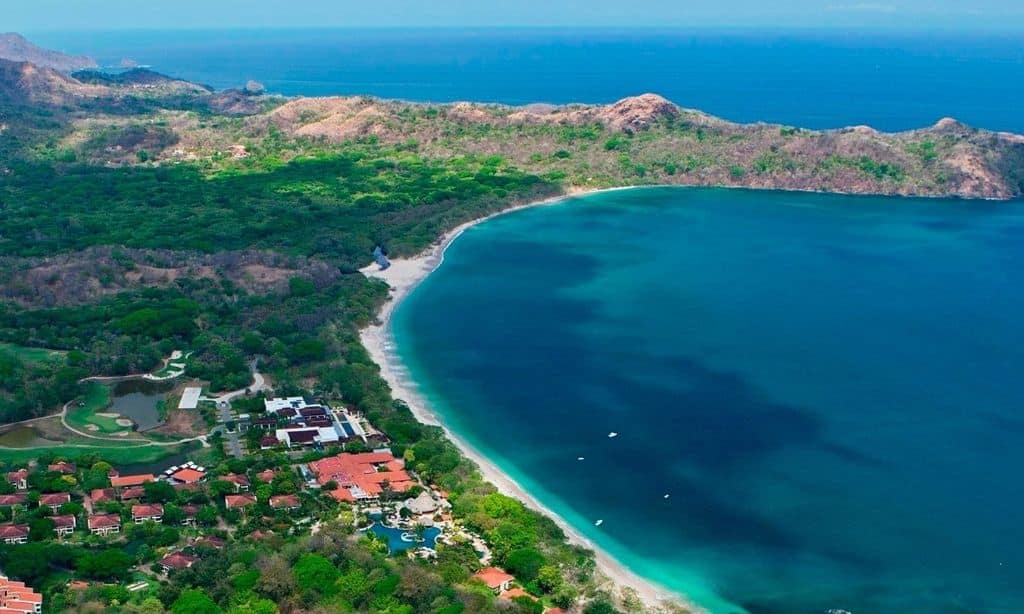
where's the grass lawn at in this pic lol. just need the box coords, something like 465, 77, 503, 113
0, 441, 196, 465
0, 342, 65, 364
64, 382, 128, 435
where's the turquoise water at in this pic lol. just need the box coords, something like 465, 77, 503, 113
392, 188, 1024, 613
365, 521, 441, 554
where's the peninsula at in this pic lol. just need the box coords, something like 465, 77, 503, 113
0, 33, 1021, 614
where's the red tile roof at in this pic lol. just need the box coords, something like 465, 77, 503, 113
131, 503, 164, 519
110, 474, 155, 488
48, 462, 76, 474
256, 469, 276, 482
90, 488, 115, 502
223, 473, 250, 487
119, 486, 146, 501
0, 495, 26, 507
0, 524, 29, 540
39, 492, 70, 506
87, 514, 120, 530
170, 468, 205, 484
0, 574, 43, 612
308, 452, 416, 500
52, 515, 76, 529
269, 494, 300, 509
159, 552, 198, 570
500, 587, 534, 601
225, 494, 257, 509
473, 567, 515, 589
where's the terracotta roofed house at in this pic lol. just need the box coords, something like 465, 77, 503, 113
118, 486, 146, 501
159, 552, 198, 573
6, 470, 27, 491
89, 488, 115, 503
255, 469, 276, 482
0, 494, 27, 508
48, 462, 76, 474
225, 494, 257, 510
110, 474, 155, 489
269, 494, 301, 510
131, 503, 164, 523
52, 515, 76, 538
222, 473, 250, 492
472, 567, 515, 593
0, 524, 29, 545
170, 468, 205, 484
86, 513, 121, 536
0, 574, 43, 613
39, 492, 70, 512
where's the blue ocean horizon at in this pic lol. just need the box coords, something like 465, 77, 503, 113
393, 187, 1024, 613
28, 28, 1024, 133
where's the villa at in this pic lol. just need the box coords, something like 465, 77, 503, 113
38, 492, 69, 512
309, 451, 416, 503
169, 467, 206, 485
0, 575, 42, 613
269, 494, 301, 511
472, 567, 515, 593
221, 473, 250, 492
89, 488, 115, 503
0, 524, 29, 545
159, 552, 198, 573
264, 397, 309, 414
225, 494, 257, 510
132, 503, 164, 523
52, 515, 76, 538
87, 514, 121, 536
119, 486, 146, 501
48, 462, 75, 474
6, 470, 27, 491
181, 505, 200, 526
0, 494, 27, 508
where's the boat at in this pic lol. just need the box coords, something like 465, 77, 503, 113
663, 494, 670, 499
594, 519, 603, 526
577, 456, 585, 461
608, 432, 618, 438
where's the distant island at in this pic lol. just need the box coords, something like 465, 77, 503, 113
0, 33, 1021, 614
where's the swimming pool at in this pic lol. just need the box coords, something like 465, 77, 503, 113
364, 521, 441, 554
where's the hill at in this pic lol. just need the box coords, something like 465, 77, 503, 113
0, 32, 96, 71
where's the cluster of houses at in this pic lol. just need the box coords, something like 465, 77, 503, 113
307, 451, 416, 503
0, 575, 42, 614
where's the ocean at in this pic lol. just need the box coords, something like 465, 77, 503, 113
28, 28, 1024, 133
393, 188, 1024, 613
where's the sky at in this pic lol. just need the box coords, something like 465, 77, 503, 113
7, 0, 1024, 31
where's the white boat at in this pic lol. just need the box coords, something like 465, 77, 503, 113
577, 456, 585, 461
608, 432, 618, 438
664, 494, 671, 499
594, 519, 603, 526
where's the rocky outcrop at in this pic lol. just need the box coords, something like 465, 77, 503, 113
0, 32, 96, 72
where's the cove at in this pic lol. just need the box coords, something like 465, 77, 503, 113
391, 187, 1024, 613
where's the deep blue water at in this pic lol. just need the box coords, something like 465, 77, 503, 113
28, 28, 1024, 133
393, 188, 1024, 613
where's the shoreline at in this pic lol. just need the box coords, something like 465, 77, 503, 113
358, 186, 701, 613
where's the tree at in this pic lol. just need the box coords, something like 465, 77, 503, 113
292, 553, 339, 595
171, 589, 221, 614
77, 549, 133, 581
505, 547, 546, 581
584, 599, 618, 614
536, 565, 562, 593
143, 480, 177, 503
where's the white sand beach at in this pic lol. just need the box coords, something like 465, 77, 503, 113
358, 187, 699, 613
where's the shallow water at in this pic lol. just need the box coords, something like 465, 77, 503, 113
110, 379, 173, 431
393, 187, 1024, 613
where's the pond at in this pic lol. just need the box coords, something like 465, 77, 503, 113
110, 379, 175, 431
0, 426, 62, 448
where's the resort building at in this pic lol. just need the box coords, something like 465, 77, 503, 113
472, 567, 515, 593
256, 469, 276, 483
0, 575, 42, 613
308, 451, 416, 503
52, 515, 76, 538
159, 552, 198, 573
131, 503, 164, 524
181, 505, 200, 526
48, 462, 75, 474
0, 494, 27, 508
269, 495, 301, 511
110, 474, 155, 489
89, 488, 115, 503
38, 492, 70, 512
87, 514, 121, 536
221, 473, 250, 492
119, 486, 146, 501
264, 397, 309, 414
169, 467, 206, 485
6, 470, 27, 491
225, 494, 257, 510
0, 524, 29, 545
